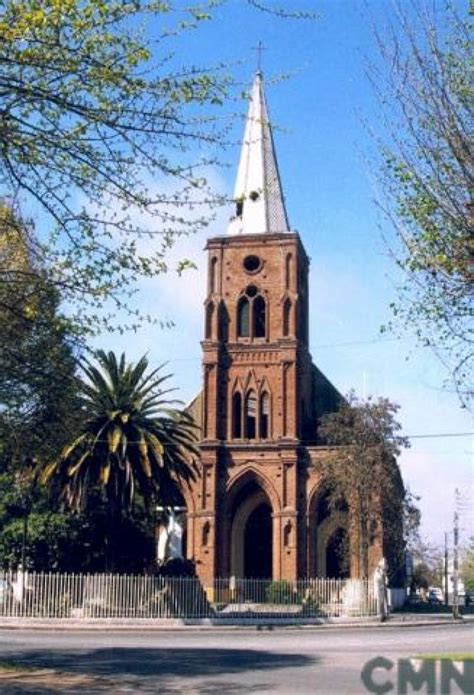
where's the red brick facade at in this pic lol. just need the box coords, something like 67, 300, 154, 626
180, 231, 401, 584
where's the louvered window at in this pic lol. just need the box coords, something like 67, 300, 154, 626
245, 390, 257, 439
260, 392, 270, 439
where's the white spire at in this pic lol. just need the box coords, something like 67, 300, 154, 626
227, 72, 290, 235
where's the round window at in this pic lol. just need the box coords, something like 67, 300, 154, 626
243, 255, 262, 273
245, 285, 258, 297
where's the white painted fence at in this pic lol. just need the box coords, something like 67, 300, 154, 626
0, 570, 379, 620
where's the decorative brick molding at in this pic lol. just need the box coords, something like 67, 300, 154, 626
182, 231, 403, 584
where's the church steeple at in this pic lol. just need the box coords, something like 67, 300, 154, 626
228, 72, 290, 235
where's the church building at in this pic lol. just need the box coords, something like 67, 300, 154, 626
183, 71, 402, 584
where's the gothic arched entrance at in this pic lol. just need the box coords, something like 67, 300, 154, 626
308, 488, 350, 578
244, 501, 272, 578
229, 477, 274, 579
325, 527, 350, 579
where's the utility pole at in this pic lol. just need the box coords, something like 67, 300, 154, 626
452, 489, 460, 620
444, 532, 449, 606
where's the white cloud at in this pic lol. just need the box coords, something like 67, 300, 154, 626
91, 167, 231, 401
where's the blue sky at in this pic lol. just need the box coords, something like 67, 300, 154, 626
33, 1, 474, 548
105, 0, 473, 548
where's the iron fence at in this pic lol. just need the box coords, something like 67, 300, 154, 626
0, 570, 378, 620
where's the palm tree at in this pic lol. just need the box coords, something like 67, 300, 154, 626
43, 351, 198, 566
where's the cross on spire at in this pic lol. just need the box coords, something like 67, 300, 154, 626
252, 41, 266, 73
227, 69, 290, 235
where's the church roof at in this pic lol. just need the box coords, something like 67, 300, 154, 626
227, 72, 290, 235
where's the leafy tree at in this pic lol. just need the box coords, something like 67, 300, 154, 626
0, 203, 81, 469
0, 0, 313, 335
409, 539, 444, 593
0, 510, 80, 572
318, 392, 410, 582
43, 350, 198, 568
461, 537, 474, 591
0, 0, 228, 334
0, 474, 155, 572
0, 461, 80, 571
402, 488, 422, 555
0, 203, 87, 572
370, 1, 473, 406
411, 563, 434, 594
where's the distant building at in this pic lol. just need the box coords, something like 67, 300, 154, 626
180, 71, 404, 584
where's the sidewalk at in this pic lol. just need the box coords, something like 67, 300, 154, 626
0, 612, 472, 631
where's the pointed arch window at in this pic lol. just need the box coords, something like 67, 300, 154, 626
260, 391, 270, 439
218, 301, 229, 342
253, 295, 266, 338
232, 392, 242, 439
205, 301, 214, 339
283, 297, 291, 337
237, 286, 266, 340
237, 296, 250, 337
245, 390, 257, 439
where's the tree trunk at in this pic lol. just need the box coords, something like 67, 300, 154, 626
361, 517, 369, 579
358, 496, 369, 579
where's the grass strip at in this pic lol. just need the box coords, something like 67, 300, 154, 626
0, 661, 36, 672
415, 654, 474, 661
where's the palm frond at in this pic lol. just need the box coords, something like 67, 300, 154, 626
43, 351, 200, 512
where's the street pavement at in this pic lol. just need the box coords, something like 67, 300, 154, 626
0, 623, 472, 693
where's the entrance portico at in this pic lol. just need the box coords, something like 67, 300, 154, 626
230, 484, 272, 579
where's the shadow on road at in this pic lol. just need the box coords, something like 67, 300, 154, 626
0, 647, 318, 693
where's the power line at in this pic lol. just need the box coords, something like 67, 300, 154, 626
311, 337, 404, 349
162, 334, 445, 362
80, 432, 473, 444
162, 338, 404, 363
406, 432, 474, 440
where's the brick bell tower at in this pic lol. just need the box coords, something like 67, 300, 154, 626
183, 72, 404, 586
185, 72, 319, 583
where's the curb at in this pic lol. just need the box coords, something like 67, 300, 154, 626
0, 617, 471, 632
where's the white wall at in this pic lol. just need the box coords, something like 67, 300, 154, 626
388, 587, 407, 610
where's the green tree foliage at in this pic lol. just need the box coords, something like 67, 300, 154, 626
370, 1, 473, 406
0, 509, 80, 572
0, 0, 230, 334
461, 537, 474, 591
0, 472, 155, 572
43, 351, 198, 568
0, 204, 89, 572
0, 0, 312, 334
318, 393, 410, 582
409, 539, 444, 593
0, 461, 81, 571
0, 204, 81, 469
44, 350, 198, 513
411, 563, 437, 593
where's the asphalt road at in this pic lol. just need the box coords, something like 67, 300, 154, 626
0, 624, 472, 693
